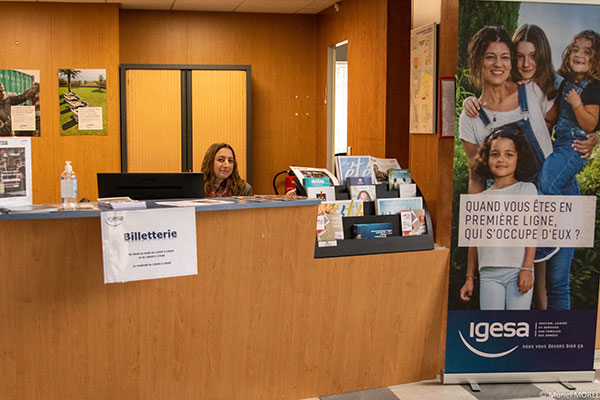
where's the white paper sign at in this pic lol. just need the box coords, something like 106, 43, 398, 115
0, 137, 32, 207
458, 194, 596, 248
10, 106, 36, 131
77, 107, 103, 130
101, 207, 198, 283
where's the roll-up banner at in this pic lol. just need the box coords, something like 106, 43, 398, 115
445, 0, 600, 383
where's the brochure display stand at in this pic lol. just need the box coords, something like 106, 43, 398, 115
314, 182, 434, 258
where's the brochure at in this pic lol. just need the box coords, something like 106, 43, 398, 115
369, 157, 400, 183
375, 197, 423, 215
289, 166, 339, 186
98, 197, 147, 210
335, 156, 376, 185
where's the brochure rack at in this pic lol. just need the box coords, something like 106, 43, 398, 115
314, 183, 434, 258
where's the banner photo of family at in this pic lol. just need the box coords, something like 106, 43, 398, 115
445, 0, 600, 381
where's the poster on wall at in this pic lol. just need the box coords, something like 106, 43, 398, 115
445, 0, 600, 383
0, 69, 40, 137
0, 137, 32, 207
409, 22, 437, 134
58, 68, 107, 136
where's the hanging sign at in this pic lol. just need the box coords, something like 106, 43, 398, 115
101, 207, 198, 283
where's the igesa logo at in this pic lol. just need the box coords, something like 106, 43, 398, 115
104, 215, 124, 227
459, 321, 529, 358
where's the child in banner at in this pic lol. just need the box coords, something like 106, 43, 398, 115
535, 30, 600, 309
538, 30, 600, 195
460, 124, 538, 310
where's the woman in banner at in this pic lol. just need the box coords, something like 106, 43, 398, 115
458, 26, 598, 310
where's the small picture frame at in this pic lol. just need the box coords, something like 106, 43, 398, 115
439, 77, 455, 138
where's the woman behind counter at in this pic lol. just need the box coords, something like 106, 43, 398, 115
201, 143, 253, 197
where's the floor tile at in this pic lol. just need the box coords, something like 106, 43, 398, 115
320, 387, 399, 400
462, 383, 544, 400
389, 379, 477, 400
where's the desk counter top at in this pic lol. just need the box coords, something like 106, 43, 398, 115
0, 196, 321, 221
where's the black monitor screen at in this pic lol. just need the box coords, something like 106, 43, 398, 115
97, 173, 205, 200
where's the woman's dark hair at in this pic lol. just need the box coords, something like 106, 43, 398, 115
468, 26, 514, 87
201, 142, 246, 196
474, 123, 536, 181
558, 30, 600, 82
512, 24, 557, 100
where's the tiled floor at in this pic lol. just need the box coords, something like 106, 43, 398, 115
301, 358, 600, 400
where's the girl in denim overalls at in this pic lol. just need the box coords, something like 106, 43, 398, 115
538, 30, 600, 196
536, 30, 600, 310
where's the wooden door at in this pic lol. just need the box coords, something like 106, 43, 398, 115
124, 69, 182, 172
191, 70, 247, 179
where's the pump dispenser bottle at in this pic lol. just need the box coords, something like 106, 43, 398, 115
60, 161, 77, 207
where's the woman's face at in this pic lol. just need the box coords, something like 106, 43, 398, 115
516, 41, 537, 81
488, 137, 517, 179
213, 147, 235, 183
357, 192, 371, 201
569, 37, 593, 77
481, 41, 512, 87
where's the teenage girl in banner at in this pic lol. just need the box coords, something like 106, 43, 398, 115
460, 124, 538, 310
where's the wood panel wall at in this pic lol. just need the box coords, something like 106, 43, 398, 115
409, 0, 457, 248
316, 0, 388, 165
119, 11, 318, 195
385, 1, 412, 168
0, 2, 120, 203
0, 207, 449, 399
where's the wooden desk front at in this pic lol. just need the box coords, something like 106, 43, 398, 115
0, 204, 449, 399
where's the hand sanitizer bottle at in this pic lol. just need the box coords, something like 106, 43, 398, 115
61, 161, 77, 207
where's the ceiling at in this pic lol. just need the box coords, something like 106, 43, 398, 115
3, 0, 340, 13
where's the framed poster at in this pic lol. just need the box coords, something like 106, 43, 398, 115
409, 22, 437, 134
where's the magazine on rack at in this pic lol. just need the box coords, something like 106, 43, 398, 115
289, 166, 339, 187
400, 209, 427, 236
306, 186, 336, 201
388, 169, 412, 190
369, 157, 400, 183
375, 197, 423, 215
335, 156, 376, 185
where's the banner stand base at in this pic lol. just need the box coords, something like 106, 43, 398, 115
442, 370, 595, 385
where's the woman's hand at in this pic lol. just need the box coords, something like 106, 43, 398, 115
460, 278, 474, 302
463, 96, 481, 118
573, 132, 599, 159
517, 269, 534, 294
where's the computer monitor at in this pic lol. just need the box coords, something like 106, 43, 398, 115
97, 173, 205, 200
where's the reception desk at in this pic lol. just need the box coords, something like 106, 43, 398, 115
0, 200, 449, 399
